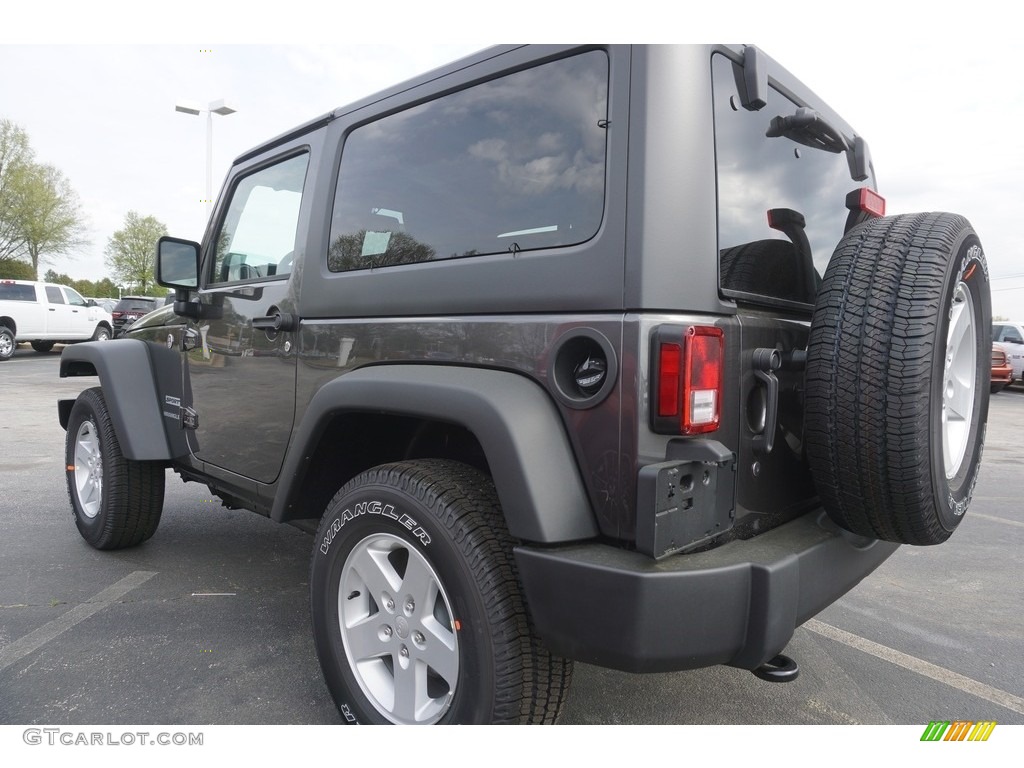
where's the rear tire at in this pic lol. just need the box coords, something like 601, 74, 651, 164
805, 213, 990, 545
309, 459, 572, 724
65, 387, 165, 549
0, 326, 14, 360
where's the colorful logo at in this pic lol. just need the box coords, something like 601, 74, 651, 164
920, 721, 997, 742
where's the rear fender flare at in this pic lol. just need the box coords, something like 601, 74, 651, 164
272, 365, 598, 543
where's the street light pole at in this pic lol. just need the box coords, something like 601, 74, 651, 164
175, 98, 237, 221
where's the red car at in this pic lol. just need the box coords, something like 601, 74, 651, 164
992, 343, 1013, 393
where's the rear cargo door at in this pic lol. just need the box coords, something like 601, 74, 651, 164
711, 50, 878, 529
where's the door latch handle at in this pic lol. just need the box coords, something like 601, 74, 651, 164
752, 348, 781, 455
252, 309, 298, 333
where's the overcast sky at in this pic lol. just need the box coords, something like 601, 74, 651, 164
3, 2, 1022, 319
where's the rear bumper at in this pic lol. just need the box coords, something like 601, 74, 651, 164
515, 510, 898, 673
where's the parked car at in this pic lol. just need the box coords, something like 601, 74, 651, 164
991, 322, 1024, 384
87, 297, 118, 314
111, 296, 161, 337
991, 343, 1013, 392
0, 280, 113, 359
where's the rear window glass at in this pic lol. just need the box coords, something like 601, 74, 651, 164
115, 299, 157, 312
0, 283, 35, 301
328, 50, 609, 273
712, 53, 875, 308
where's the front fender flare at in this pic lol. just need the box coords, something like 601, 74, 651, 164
272, 365, 598, 544
59, 340, 187, 461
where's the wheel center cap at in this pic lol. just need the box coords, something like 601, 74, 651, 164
395, 616, 410, 639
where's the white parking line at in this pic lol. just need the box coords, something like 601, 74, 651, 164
0, 571, 157, 674
804, 619, 1024, 715
969, 511, 1024, 529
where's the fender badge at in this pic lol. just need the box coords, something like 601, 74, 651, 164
167, 333, 175, 349
181, 406, 199, 430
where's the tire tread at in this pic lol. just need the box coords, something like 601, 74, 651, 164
315, 459, 572, 724
67, 387, 164, 550
806, 213, 988, 545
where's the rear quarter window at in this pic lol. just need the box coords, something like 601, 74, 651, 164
116, 299, 158, 312
328, 50, 609, 273
0, 284, 36, 301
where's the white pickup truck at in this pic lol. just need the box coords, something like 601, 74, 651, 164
0, 280, 114, 360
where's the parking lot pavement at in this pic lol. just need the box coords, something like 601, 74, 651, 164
1, 348, 1022, 726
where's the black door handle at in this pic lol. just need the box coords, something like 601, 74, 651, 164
252, 309, 298, 333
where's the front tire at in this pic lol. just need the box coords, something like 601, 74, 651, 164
805, 213, 990, 545
65, 387, 165, 549
91, 325, 111, 341
309, 460, 571, 724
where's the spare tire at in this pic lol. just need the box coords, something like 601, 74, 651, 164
805, 213, 990, 545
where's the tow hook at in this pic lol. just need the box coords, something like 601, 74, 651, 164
752, 654, 799, 682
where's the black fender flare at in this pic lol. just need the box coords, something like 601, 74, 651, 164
271, 365, 599, 543
58, 340, 187, 461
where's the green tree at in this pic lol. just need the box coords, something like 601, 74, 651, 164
104, 211, 167, 294
0, 119, 88, 279
40, 269, 119, 299
78, 277, 118, 298
0, 258, 34, 279
19, 163, 88, 279
44, 268, 73, 284
0, 119, 33, 263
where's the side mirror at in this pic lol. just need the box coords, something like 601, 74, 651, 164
156, 236, 200, 290
86, 299, 97, 307
156, 236, 201, 318
1006, 335, 1024, 345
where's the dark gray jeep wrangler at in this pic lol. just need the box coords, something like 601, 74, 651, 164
57, 44, 991, 724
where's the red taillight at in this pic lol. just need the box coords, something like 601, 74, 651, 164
652, 325, 724, 435
683, 327, 723, 433
658, 343, 681, 417
847, 187, 886, 218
